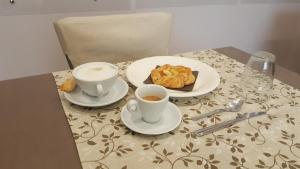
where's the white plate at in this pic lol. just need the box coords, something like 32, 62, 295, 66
126, 56, 220, 97
64, 78, 128, 107
121, 102, 182, 135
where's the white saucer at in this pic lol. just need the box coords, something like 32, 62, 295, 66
121, 102, 182, 135
64, 78, 128, 107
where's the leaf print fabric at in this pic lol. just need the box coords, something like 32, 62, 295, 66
53, 50, 300, 169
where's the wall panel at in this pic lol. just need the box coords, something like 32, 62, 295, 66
0, 1, 299, 80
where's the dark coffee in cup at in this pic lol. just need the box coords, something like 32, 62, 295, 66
142, 95, 162, 101
127, 84, 169, 123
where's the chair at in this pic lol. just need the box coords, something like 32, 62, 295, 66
54, 12, 172, 68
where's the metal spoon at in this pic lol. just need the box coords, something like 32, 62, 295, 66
191, 98, 244, 121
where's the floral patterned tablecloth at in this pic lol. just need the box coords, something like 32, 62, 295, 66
53, 50, 300, 169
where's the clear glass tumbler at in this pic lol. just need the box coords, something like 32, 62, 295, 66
237, 51, 276, 104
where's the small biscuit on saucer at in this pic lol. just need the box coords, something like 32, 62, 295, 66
60, 77, 76, 92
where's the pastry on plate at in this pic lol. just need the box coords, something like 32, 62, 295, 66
150, 64, 196, 89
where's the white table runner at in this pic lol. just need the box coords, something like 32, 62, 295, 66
53, 50, 300, 169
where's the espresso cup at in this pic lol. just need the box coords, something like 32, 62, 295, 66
127, 84, 169, 123
72, 62, 119, 97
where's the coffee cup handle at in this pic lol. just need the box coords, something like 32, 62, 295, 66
127, 99, 138, 112
96, 84, 104, 96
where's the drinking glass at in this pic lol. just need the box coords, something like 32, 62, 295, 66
237, 51, 276, 105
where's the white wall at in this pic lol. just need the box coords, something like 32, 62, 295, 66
0, 0, 300, 80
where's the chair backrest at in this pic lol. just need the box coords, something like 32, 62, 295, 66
54, 12, 172, 68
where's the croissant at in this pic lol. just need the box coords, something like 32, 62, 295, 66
174, 66, 195, 85
151, 64, 195, 89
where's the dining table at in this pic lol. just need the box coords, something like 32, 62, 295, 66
0, 47, 299, 169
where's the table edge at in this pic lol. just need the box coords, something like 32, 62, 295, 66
214, 46, 300, 90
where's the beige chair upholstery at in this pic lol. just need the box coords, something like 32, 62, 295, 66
54, 12, 172, 68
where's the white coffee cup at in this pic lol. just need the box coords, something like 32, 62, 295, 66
127, 84, 169, 123
72, 62, 119, 97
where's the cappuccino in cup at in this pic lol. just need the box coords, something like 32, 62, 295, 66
73, 62, 119, 97
75, 64, 117, 81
